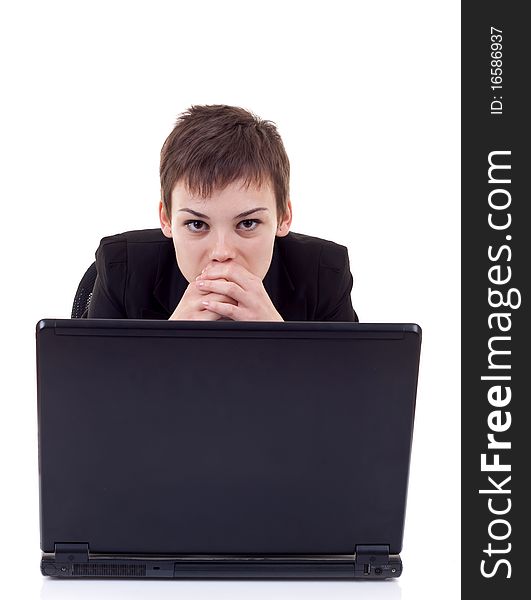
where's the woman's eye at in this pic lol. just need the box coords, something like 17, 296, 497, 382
184, 219, 260, 232
238, 219, 260, 231
184, 220, 207, 232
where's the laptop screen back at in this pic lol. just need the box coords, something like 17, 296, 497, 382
37, 320, 421, 556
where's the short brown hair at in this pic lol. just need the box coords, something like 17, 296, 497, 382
160, 105, 290, 222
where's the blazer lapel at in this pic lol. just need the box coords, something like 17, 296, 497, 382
152, 249, 188, 318
264, 240, 307, 321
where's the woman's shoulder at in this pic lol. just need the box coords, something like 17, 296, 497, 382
96, 228, 170, 248
95, 228, 172, 262
277, 231, 351, 270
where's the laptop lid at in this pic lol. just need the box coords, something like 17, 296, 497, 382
36, 320, 421, 576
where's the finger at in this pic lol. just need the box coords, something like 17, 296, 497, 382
194, 278, 234, 299
193, 281, 237, 304
195, 293, 236, 315
197, 262, 255, 289
196, 309, 223, 321
206, 292, 238, 306
195, 278, 244, 303
201, 299, 241, 320
194, 278, 227, 295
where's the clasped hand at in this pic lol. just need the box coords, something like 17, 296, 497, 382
169, 262, 283, 321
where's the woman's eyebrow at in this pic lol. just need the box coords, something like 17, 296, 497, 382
177, 207, 269, 219
177, 208, 209, 218
234, 207, 269, 219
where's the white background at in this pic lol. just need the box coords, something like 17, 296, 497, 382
0, 1, 460, 598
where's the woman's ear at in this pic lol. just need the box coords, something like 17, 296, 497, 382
159, 200, 172, 238
276, 199, 293, 237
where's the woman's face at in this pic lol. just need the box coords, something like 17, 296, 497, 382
159, 179, 292, 282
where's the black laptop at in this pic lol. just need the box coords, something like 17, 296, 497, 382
36, 319, 421, 579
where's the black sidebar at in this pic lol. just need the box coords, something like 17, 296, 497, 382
462, 2, 529, 598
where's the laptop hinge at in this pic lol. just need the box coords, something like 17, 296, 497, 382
354, 544, 401, 577
54, 543, 89, 563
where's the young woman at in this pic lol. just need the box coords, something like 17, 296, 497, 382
88, 105, 358, 322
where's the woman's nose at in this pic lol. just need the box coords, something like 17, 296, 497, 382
209, 234, 236, 262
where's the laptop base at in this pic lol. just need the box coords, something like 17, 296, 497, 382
41, 545, 402, 579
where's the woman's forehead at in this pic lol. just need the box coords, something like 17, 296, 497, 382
172, 180, 275, 213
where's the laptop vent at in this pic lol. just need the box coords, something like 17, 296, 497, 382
73, 563, 147, 577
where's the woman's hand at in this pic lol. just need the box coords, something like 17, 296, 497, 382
194, 262, 284, 321
168, 280, 237, 321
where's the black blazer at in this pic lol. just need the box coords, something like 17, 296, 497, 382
87, 229, 358, 322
